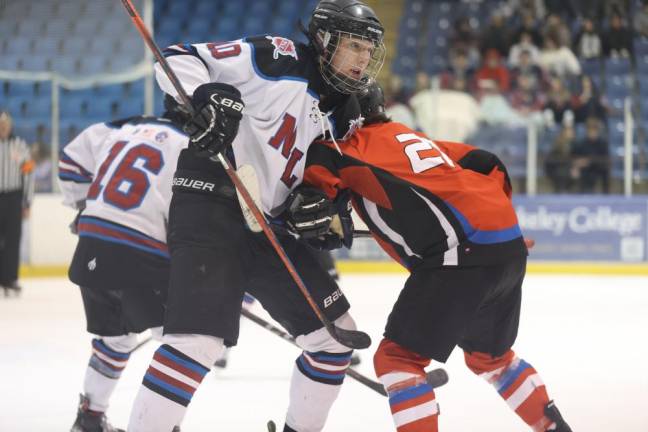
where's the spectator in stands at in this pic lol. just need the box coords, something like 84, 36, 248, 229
603, 13, 634, 58
572, 116, 610, 193
0, 110, 33, 297
385, 74, 412, 105
538, 33, 582, 78
544, 125, 576, 193
510, 73, 546, 119
571, 75, 608, 124
571, 0, 625, 23
574, 18, 603, 59
543, 76, 575, 127
544, 0, 577, 21
415, 71, 431, 93
479, 12, 513, 57
475, 49, 511, 95
508, 31, 541, 67
409, 80, 480, 141
478, 80, 525, 126
511, 49, 545, 91
449, 16, 480, 67
383, 75, 417, 130
634, 1, 648, 38
511, 11, 544, 47
440, 49, 475, 91
543, 13, 572, 48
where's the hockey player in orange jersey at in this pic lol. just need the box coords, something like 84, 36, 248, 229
289, 82, 572, 432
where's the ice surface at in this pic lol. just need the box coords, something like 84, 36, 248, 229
1, 274, 647, 431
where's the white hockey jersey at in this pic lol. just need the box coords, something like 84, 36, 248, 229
156, 35, 361, 216
58, 117, 188, 258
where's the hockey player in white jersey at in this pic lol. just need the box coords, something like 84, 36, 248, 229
126, 1, 385, 431
58, 111, 188, 432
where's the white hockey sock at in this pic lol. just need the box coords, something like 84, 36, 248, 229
127, 334, 224, 432
285, 350, 352, 432
83, 337, 134, 412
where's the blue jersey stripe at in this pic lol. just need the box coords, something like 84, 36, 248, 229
78, 232, 170, 258
447, 203, 522, 244
298, 357, 345, 381
497, 359, 531, 394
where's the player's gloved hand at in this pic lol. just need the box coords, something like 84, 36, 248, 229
308, 191, 354, 250
183, 83, 244, 157
284, 185, 334, 239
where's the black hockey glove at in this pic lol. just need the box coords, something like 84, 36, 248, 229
183, 83, 244, 157
284, 185, 335, 239
308, 191, 354, 251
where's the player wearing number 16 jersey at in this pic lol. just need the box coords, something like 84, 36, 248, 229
303, 82, 572, 432
58, 114, 188, 432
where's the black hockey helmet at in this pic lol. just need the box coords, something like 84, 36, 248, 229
357, 79, 385, 118
306, 0, 386, 94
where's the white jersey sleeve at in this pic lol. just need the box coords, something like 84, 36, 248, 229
58, 122, 114, 208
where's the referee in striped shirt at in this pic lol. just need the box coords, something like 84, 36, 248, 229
0, 110, 34, 296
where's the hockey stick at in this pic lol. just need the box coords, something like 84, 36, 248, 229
353, 229, 371, 238
240, 308, 449, 396
119, 0, 370, 350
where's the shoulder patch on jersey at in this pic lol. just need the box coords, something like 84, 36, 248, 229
245, 35, 310, 81
155, 131, 169, 143
266, 36, 298, 60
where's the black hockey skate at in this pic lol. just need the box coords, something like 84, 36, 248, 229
3, 282, 22, 297
544, 400, 573, 432
267, 420, 297, 432
70, 394, 124, 432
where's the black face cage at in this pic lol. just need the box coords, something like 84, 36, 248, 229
318, 30, 386, 94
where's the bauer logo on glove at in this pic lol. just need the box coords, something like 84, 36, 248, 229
184, 82, 245, 157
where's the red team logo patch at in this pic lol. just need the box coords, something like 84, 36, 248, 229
267, 36, 298, 60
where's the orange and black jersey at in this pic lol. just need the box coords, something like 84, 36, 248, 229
303, 121, 527, 269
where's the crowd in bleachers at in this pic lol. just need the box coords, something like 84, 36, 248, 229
1, 0, 646, 193
389, 0, 647, 192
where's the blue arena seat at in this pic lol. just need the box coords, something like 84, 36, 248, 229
20, 56, 50, 72
73, 20, 102, 37
7, 81, 36, 98
78, 57, 108, 75
0, 55, 21, 71
45, 18, 71, 36
61, 38, 89, 55
4, 37, 33, 56
24, 98, 52, 121
16, 19, 45, 37
55, 1, 79, 19
60, 93, 87, 118
32, 38, 62, 56
29, 1, 57, 18
605, 57, 632, 76
85, 100, 113, 119
50, 57, 80, 76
